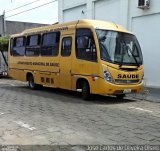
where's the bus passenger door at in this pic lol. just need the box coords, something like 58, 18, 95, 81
59, 35, 73, 90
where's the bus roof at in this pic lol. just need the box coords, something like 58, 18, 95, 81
11, 19, 132, 37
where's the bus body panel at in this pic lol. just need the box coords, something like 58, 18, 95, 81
9, 55, 60, 86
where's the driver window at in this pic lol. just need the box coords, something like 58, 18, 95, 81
76, 28, 97, 61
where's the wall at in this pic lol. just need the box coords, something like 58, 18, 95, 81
6, 20, 47, 35
59, 0, 87, 23
128, 0, 160, 87
0, 15, 48, 36
63, 4, 87, 22
58, 0, 129, 28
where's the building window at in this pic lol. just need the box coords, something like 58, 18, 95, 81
41, 32, 60, 56
76, 28, 97, 61
12, 37, 26, 56
61, 37, 72, 56
26, 35, 41, 56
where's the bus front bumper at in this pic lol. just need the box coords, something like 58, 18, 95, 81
96, 79, 144, 96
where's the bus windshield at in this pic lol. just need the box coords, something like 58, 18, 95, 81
96, 29, 143, 66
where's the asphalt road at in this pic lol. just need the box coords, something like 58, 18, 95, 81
0, 79, 160, 149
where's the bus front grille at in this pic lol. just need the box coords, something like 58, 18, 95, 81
115, 79, 140, 84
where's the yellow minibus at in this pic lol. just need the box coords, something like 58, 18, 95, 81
8, 19, 144, 100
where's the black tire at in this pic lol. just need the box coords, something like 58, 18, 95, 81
116, 94, 125, 100
28, 74, 38, 90
82, 81, 90, 100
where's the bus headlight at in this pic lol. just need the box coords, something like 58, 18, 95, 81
103, 70, 113, 83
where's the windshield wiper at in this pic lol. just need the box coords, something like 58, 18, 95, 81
126, 45, 140, 67
119, 49, 124, 68
119, 39, 140, 68
119, 42, 125, 68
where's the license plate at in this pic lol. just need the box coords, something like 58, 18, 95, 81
123, 89, 132, 94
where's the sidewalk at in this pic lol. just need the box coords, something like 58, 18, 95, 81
128, 87, 160, 103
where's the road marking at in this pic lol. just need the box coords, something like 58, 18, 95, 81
0, 113, 4, 115
10, 84, 16, 86
0, 82, 7, 84
14, 121, 36, 131
128, 107, 153, 113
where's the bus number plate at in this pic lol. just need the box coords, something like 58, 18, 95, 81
123, 89, 131, 94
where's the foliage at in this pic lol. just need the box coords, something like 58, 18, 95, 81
0, 36, 9, 51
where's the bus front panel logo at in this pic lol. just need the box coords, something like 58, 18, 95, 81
118, 74, 139, 79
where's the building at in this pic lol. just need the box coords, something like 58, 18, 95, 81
0, 15, 48, 36
58, 0, 160, 88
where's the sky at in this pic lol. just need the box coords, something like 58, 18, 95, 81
0, 0, 58, 24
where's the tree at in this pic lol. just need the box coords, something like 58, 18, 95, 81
0, 36, 9, 51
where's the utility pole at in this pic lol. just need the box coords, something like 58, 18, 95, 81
2, 11, 7, 36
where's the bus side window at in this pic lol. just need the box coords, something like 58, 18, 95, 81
61, 37, 72, 57
12, 37, 26, 56
41, 32, 60, 56
76, 28, 97, 61
26, 35, 41, 56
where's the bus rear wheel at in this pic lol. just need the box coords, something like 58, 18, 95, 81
82, 81, 90, 100
28, 74, 38, 90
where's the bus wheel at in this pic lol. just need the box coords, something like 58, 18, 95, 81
82, 81, 90, 100
28, 74, 38, 90
116, 94, 125, 100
